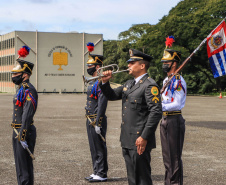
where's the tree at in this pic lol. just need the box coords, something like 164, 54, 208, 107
103, 0, 226, 93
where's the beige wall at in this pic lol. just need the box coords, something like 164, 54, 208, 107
0, 31, 103, 93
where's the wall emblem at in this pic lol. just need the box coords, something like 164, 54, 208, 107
53, 49, 68, 70
48, 46, 73, 71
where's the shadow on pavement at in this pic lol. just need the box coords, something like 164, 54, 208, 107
107, 175, 166, 182
187, 121, 226, 130
107, 177, 127, 182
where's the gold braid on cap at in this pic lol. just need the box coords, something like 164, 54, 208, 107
12, 64, 32, 75
162, 51, 181, 61
95, 56, 103, 64
172, 52, 181, 61
130, 56, 143, 59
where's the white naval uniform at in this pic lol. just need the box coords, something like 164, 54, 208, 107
160, 74, 187, 185
162, 75, 187, 111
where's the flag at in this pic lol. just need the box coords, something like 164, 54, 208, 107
207, 20, 226, 78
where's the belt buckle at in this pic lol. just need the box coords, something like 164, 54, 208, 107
163, 112, 168, 116
11, 123, 22, 128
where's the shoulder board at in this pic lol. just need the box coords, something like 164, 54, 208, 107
147, 77, 156, 84
146, 77, 159, 88
22, 82, 29, 89
175, 74, 181, 80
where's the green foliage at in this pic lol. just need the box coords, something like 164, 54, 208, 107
103, 40, 132, 83
103, 0, 226, 94
118, 24, 153, 43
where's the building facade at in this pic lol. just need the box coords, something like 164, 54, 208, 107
0, 31, 103, 93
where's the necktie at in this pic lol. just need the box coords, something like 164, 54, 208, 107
130, 80, 136, 88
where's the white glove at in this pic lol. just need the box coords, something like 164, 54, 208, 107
95, 126, 101, 134
20, 141, 28, 149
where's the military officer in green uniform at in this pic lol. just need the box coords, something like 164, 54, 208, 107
11, 59, 38, 185
100, 49, 162, 185
84, 54, 108, 182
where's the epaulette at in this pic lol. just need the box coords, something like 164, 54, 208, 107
175, 74, 181, 80
22, 82, 29, 89
147, 77, 156, 84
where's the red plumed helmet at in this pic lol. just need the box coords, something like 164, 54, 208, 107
18, 46, 30, 58
86, 42, 94, 52
165, 36, 175, 48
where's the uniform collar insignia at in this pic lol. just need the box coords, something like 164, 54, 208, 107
123, 87, 128, 91
129, 49, 133, 57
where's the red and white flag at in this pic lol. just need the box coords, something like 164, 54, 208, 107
206, 20, 226, 78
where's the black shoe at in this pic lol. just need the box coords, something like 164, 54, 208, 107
89, 178, 107, 183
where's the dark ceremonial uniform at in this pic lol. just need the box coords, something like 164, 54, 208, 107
11, 80, 38, 185
100, 74, 162, 185
161, 74, 186, 185
85, 80, 108, 178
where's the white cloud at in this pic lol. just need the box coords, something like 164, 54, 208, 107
26, 0, 54, 3
0, 0, 181, 39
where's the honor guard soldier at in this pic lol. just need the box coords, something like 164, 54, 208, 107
11, 54, 38, 185
160, 36, 187, 185
100, 49, 162, 185
84, 47, 108, 182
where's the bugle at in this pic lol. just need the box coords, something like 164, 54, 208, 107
83, 64, 130, 85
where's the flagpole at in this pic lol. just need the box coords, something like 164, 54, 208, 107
207, 17, 226, 38
160, 18, 226, 94
195, 17, 226, 53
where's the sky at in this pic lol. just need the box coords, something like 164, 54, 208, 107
0, 0, 181, 40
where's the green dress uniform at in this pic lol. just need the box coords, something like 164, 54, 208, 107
100, 74, 162, 185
